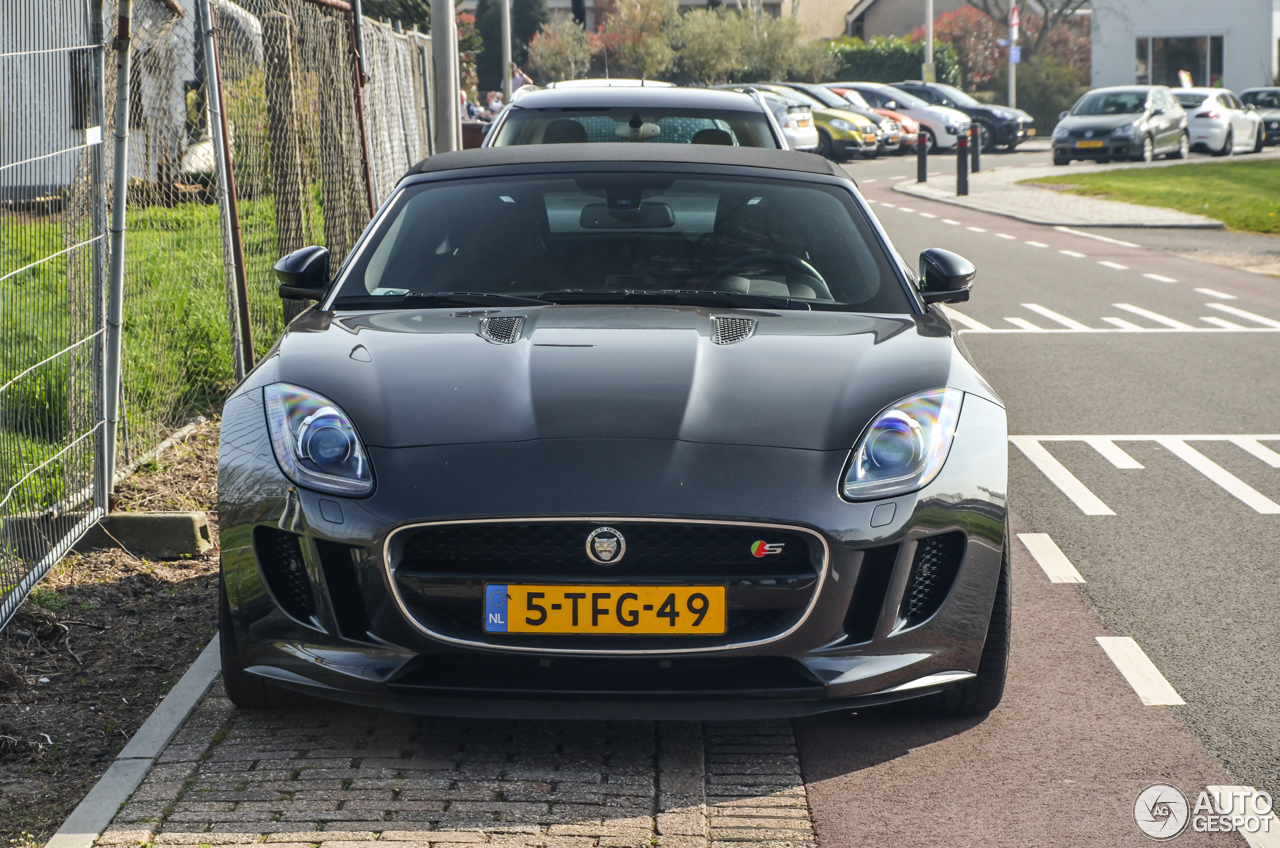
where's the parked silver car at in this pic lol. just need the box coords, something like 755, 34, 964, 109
1173, 88, 1265, 155
1052, 85, 1188, 165
759, 93, 820, 152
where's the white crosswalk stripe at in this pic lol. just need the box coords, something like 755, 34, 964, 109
1096, 637, 1185, 706
1013, 435, 1280, 515
943, 302, 1280, 334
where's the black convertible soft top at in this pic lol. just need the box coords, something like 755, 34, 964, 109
407, 144, 846, 180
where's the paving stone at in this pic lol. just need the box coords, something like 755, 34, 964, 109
708, 828, 814, 841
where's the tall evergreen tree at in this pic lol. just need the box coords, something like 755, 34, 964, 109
475, 0, 503, 92
511, 0, 549, 69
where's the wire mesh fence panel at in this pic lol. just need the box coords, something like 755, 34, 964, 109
0, 1, 108, 627
361, 21, 431, 205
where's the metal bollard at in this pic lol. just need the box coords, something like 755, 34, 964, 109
917, 132, 928, 182
956, 132, 969, 196
970, 125, 981, 173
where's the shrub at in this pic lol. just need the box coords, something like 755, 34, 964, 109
826, 36, 961, 87
528, 18, 593, 83
995, 54, 1088, 133
600, 0, 680, 80
671, 8, 747, 86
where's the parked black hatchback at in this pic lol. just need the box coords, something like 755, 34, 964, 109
891, 80, 1034, 150
217, 144, 1010, 721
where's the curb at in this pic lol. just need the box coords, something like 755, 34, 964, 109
891, 180, 1225, 229
44, 638, 221, 848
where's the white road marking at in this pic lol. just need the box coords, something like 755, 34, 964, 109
1153, 437, 1280, 514
1098, 261, 1129, 270
1201, 316, 1248, 329
1084, 438, 1144, 469
1205, 787, 1280, 848
1113, 303, 1196, 329
1207, 302, 1280, 328
966, 226, 986, 232
879, 202, 895, 208
994, 233, 1017, 240
1010, 437, 1115, 515
918, 212, 937, 218
1059, 249, 1087, 258
862, 178, 880, 183
1101, 317, 1145, 330
942, 218, 960, 225
1004, 317, 1046, 331
1018, 533, 1085, 583
1096, 637, 1185, 706
939, 304, 992, 331
1143, 273, 1178, 283
897, 207, 916, 213
1022, 303, 1094, 331
1053, 226, 1141, 248
1228, 437, 1280, 468
1194, 287, 1235, 299
1025, 241, 1049, 248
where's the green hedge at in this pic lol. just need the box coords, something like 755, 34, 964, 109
826, 36, 962, 87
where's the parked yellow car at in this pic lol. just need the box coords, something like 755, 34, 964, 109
718, 84, 880, 160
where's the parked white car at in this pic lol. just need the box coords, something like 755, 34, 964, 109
827, 81, 970, 151
1172, 88, 1265, 155
760, 93, 820, 152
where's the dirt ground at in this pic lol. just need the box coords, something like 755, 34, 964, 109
0, 417, 221, 845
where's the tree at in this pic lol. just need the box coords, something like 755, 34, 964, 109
362, 0, 430, 29
512, 0, 550, 68
965, 0, 1088, 61
600, 0, 680, 79
475, 0, 503, 92
672, 8, 747, 85
528, 18, 593, 82
922, 6, 1003, 90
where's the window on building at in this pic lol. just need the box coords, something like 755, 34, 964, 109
1135, 35, 1224, 87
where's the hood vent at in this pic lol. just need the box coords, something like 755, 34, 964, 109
711, 316, 757, 345
480, 315, 524, 344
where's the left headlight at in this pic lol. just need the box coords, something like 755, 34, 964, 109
1111, 123, 1138, 137
265, 383, 374, 496
842, 388, 964, 500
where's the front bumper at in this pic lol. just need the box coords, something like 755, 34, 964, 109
1054, 139, 1138, 159
993, 119, 1033, 146
218, 385, 1008, 718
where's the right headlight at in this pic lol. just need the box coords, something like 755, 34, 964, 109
1052, 125, 1070, 140
830, 119, 857, 132
265, 383, 374, 496
842, 388, 964, 500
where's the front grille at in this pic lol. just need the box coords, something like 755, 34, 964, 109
711, 316, 756, 345
254, 527, 316, 624
480, 315, 523, 344
903, 532, 965, 626
389, 520, 822, 650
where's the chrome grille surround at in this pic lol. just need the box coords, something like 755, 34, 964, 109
381, 517, 830, 656
711, 316, 756, 345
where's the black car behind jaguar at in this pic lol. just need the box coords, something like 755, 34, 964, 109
217, 144, 1010, 719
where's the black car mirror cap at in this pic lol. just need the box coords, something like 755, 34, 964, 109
1151, 106, 1165, 116
918, 248, 976, 304
276, 245, 331, 300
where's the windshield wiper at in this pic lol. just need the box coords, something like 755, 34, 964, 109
332, 291, 549, 309
538, 289, 812, 311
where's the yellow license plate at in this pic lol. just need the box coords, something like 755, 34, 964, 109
1076, 140, 1104, 148
484, 584, 726, 635
797, 119, 811, 128
1028, 128, 1036, 136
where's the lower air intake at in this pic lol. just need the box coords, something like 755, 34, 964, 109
903, 532, 965, 627
711, 316, 756, 345
254, 527, 316, 625
480, 316, 523, 344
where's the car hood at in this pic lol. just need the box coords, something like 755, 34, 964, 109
814, 107, 874, 128
1058, 113, 1144, 132
264, 305, 997, 451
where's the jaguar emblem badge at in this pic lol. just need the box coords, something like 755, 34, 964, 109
1084, 130, 1094, 138
586, 526, 625, 565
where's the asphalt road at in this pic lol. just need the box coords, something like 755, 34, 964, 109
794, 147, 1280, 845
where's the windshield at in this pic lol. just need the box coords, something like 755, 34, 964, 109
491, 108, 778, 148
874, 87, 930, 110
798, 86, 851, 109
835, 90, 873, 109
1242, 89, 1280, 108
1072, 90, 1148, 115
1176, 93, 1209, 108
335, 174, 909, 313
931, 84, 980, 108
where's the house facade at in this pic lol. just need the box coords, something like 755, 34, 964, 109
1091, 0, 1279, 90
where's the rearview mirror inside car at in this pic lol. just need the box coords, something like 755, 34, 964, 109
918, 248, 975, 304
275, 245, 330, 300
580, 201, 675, 230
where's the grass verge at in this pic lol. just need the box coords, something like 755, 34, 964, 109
1022, 159, 1280, 234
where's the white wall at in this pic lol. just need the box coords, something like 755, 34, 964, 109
1092, 0, 1276, 91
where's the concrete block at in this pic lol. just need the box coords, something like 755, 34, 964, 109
76, 511, 213, 559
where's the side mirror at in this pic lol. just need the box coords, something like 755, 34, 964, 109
918, 248, 975, 304
1245, 103, 1257, 111
275, 245, 330, 301
885, 100, 898, 110
1059, 110, 1069, 120
1151, 106, 1165, 116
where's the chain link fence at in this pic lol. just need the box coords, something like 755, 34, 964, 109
1, 0, 438, 630
1, 2, 109, 625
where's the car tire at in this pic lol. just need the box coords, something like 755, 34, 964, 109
220, 577, 314, 711
816, 129, 834, 160
1254, 126, 1265, 153
1136, 134, 1154, 162
1214, 128, 1234, 156
1053, 155, 1069, 166
907, 536, 1011, 717
919, 126, 938, 153
1170, 132, 1190, 160
978, 121, 997, 153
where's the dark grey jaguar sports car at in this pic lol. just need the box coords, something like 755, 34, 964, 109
217, 144, 1010, 719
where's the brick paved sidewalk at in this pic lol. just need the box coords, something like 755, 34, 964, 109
95, 683, 816, 848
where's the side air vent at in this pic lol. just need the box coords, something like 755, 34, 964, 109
254, 527, 317, 625
711, 316, 756, 345
844, 544, 899, 643
480, 315, 524, 344
903, 532, 966, 627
